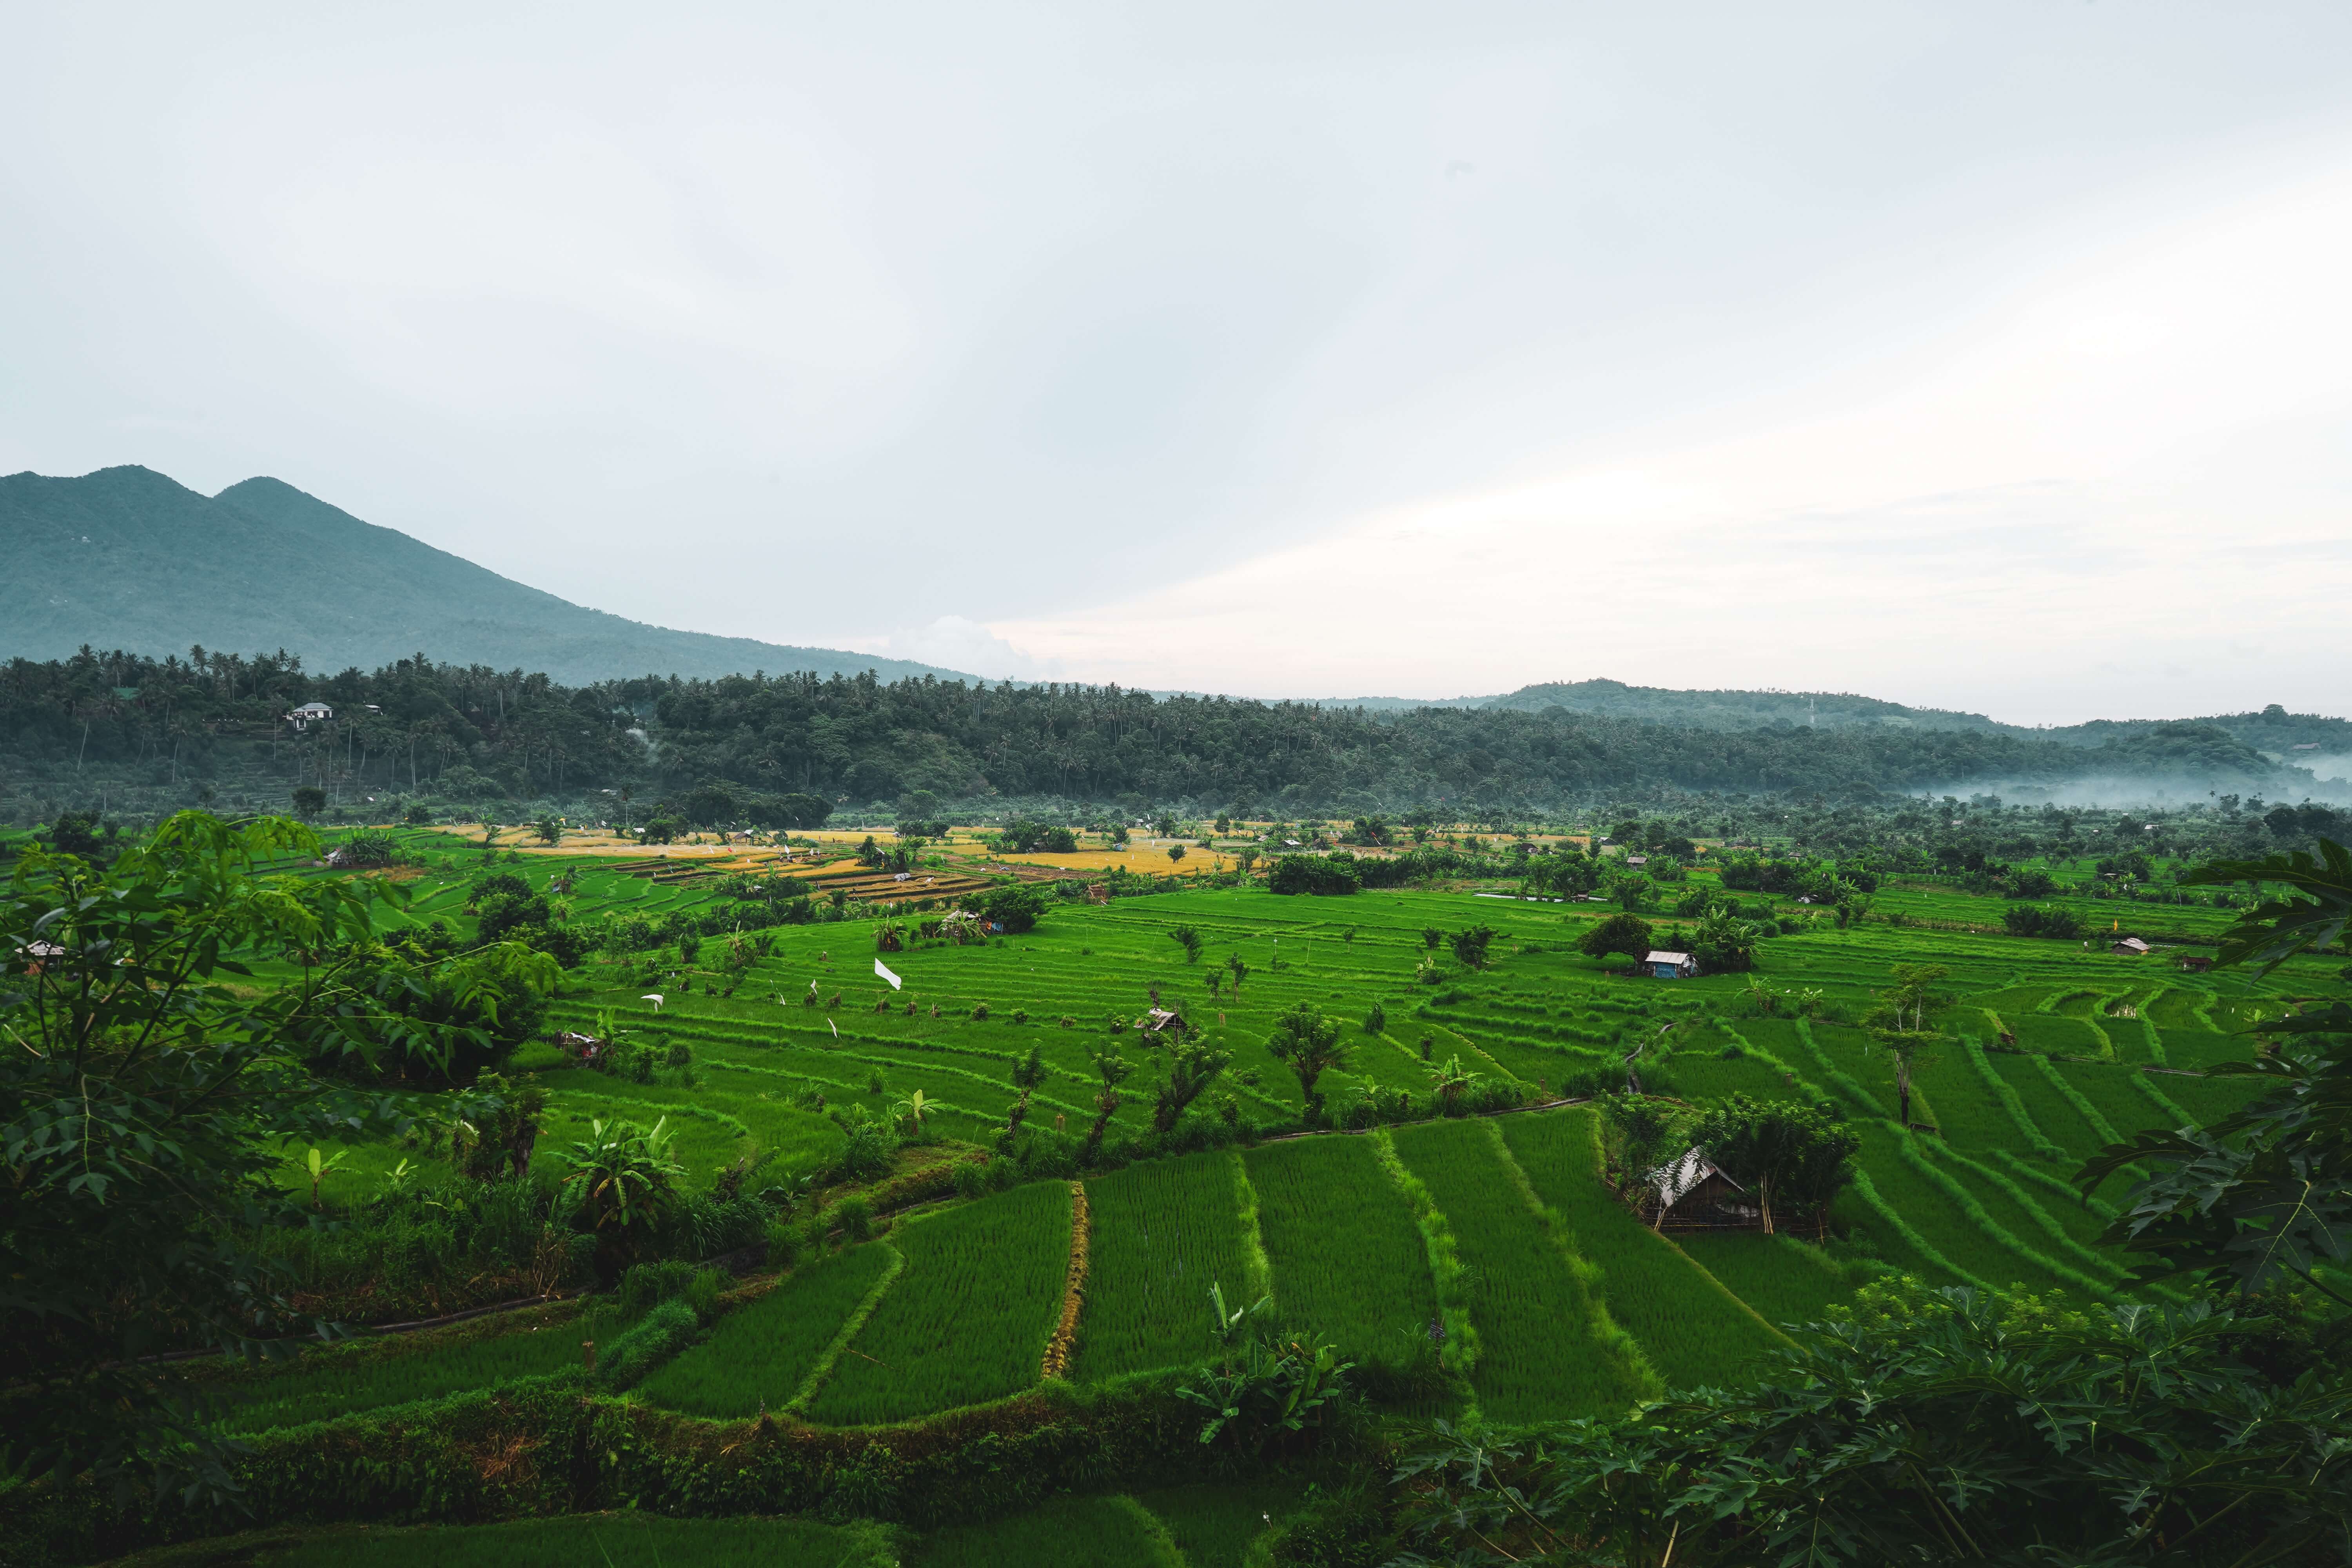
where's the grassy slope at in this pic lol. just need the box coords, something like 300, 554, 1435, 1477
809, 1181, 1071, 1425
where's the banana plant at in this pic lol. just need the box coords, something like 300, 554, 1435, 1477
889, 1087, 949, 1136
303, 1145, 348, 1210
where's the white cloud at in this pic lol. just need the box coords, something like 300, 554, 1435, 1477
994, 155, 2352, 722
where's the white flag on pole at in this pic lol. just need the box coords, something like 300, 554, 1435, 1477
875, 958, 902, 990
828, 1018, 838, 1038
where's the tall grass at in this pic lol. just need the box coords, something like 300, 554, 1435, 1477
1675, 1232, 1857, 1332
1069, 1152, 1250, 1383
1244, 1136, 1441, 1374
806, 1181, 1070, 1425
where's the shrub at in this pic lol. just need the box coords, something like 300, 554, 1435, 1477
2003, 904, 2083, 939
827, 1193, 875, 1243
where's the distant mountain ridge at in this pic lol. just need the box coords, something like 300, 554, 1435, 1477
1309, 678, 2351, 758
0, 465, 981, 686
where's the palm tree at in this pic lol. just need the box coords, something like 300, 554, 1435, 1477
1083, 1047, 1134, 1161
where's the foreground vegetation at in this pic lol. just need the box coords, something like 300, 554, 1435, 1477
4, 809, 2348, 1565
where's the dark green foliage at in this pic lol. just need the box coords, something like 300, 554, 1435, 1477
1687, 1095, 1861, 1234
1388, 1289, 2352, 1568
0, 812, 559, 1495
976, 883, 1051, 934
1268, 855, 1361, 895
226, 1514, 900, 1567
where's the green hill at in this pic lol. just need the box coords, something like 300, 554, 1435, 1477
0, 466, 980, 686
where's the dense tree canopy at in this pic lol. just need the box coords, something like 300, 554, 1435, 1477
1, 647, 2316, 820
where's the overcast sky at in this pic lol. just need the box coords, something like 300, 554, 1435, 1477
6, 2, 2351, 723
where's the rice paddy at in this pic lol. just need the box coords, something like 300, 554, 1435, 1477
1243, 1135, 1441, 1370
806, 1179, 1072, 1425
639, 1243, 895, 1418
1070, 1151, 1255, 1383
1391, 1118, 1653, 1422
229, 843, 2316, 1442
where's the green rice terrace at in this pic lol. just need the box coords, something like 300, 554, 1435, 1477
6, 817, 2347, 1568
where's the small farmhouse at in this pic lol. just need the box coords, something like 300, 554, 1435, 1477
1651, 1147, 1748, 1229
1142, 1007, 1189, 1040
285, 701, 334, 730
1643, 949, 1697, 980
2111, 937, 2151, 956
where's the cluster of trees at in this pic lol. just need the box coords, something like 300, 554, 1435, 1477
4, 647, 2320, 824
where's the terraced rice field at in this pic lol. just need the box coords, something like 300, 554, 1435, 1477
1243, 1135, 1441, 1371
1071, 1151, 1256, 1382
1499, 1109, 1785, 1389
236, 848, 2327, 1439
641, 1243, 896, 1418
1391, 1118, 1652, 1422
807, 1180, 1072, 1425
211, 1302, 622, 1433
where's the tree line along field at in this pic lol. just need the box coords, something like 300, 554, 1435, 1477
202, 830, 2333, 1471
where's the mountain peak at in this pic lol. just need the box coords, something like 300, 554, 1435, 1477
0, 465, 982, 685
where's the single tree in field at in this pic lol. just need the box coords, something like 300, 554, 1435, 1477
1151, 1038, 1233, 1132
1168, 843, 1187, 865
1265, 1002, 1348, 1123
1869, 963, 1951, 1127
534, 815, 563, 846
290, 785, 325, 820
1449, 926, 1497, 970
1877, 963, 1950, 1031
1083, 1046, 1134, 1161
1421, 927, 1445, 950
1169, 924, 1204, 962
1577, 912, 1655, 962
1227, 953, 1249, 993
1870, 1025, 1943, 1129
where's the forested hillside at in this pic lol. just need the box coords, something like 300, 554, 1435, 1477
0, 466, 974, 685
0, 646, 2326, 824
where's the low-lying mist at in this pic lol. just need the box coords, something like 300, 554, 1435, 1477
1916, 771, 2352, 809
